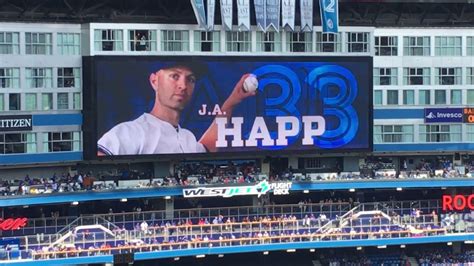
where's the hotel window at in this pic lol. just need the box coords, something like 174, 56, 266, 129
129, 30, 157, 51
467, 68, 474, 85
403, 36, 430, 56
9, 93, 20, 111
420, 124, 461, 142
25, 93, 37, 111
419, 90, 431, 105
467, 90, 474, 105
450, 89, 462, 105
58, 68, 80, 88
26, 68, 53, 88
435, 36, 461, 56
44, 132, 81, 152
375, 36, 397, 56
73, 92, 81, 110
0, 32, 20, 54
403, 68, 430, 85
94, 29, 123, 51
374, 90, 382, 106
374, 68, 397, 85
347, 32, 369, 53
403, 90, 414, 105
0, 94, 3, 111
374, 125, 414, 143
286, 32, 312, 52
316, 32, 341, 52
435, 67, 461, 85
467, 37, 474, 56
387, 90, 399, 105
42, 93, 53, 111
434, 90, 447, 104
226, 31, 251, 52
57, 93, 69, 110
161, 30, 189, 52
0, 133, 36, 154
25, 32, 52, 54
0, 68, 20, 88
257, 32, 281, 52
467, 125, 474, 142
194, 31, 220, 52
57, 33, 80, 55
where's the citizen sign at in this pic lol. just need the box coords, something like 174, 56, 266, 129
0, 115, 33, 132
0, 218, 28, 231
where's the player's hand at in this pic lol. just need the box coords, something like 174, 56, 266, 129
224, 74, 257, 108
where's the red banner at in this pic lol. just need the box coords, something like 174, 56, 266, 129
0, 218, 28, 230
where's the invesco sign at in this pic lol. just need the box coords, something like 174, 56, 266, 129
424, 108, 463, 123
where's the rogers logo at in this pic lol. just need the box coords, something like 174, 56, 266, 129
442, 195, 474, 211
0, 218, 28, 231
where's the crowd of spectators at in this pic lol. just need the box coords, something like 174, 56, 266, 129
416, 249, 474, 265
1, 158, 473, 197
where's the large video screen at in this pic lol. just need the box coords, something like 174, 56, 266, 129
83, 56, 372, 159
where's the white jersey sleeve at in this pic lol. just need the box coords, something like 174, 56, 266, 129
98, 121, 145, 155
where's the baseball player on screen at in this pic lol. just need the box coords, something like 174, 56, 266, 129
97, 62, 256, 156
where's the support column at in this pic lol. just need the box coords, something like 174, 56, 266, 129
343, 156, 360, 172
165, 198, 174, 220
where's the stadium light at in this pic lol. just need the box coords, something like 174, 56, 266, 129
23, 205, 29, 208
303, 190, 310, 194
263, 251, 269, 255
164, 196, 171, 200
120, 198, 127, 202
174, 257, 180, 261
447, 242, 453, 246
196, 254, 206, 258
396, 187, 403, 191
309, 249, 315, 252
356, 247, 363, 250
286, 249, 296, 253
349, 188, 355, 192
400, 245, 406, 248
218, 254, 224, 258
71, 201, 79, 206
377, 245, 387, 249
465, 241, 474, 244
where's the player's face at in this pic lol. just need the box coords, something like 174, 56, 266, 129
151, 67, 196, 111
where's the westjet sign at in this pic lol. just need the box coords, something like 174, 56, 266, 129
424, 108, 463, 123
183, 181, 292, 198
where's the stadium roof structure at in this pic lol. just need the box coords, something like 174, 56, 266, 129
0, 0, 473, 26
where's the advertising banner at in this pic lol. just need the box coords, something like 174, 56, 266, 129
237, 0, 251, 31
220, 0, 233, 31
300, 0, 313, 32
190, 0, 207, 29
424, 108, 463, 123
319, 0, 339, 33
281, 0, 295, 31
85, 56, 372, 158
254, 0, 267, 31
463, 108, 474, 123
266, 0, 281, 31
0, 115, 33, 132
207, 0, 216, 31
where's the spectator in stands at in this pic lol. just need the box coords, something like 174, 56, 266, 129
97, 62, 256, 155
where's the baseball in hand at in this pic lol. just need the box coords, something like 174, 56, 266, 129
243, 74, 258, 93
